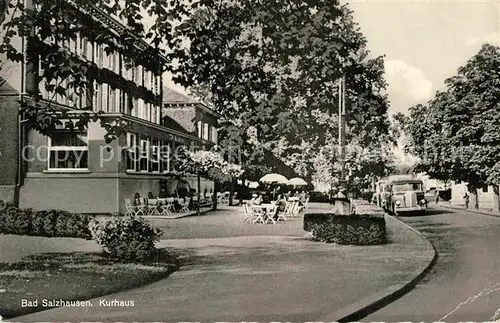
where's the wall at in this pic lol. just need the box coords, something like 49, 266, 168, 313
0, 88, 19, 202
20, 174, 119, 213
451, 182, 495, 208
118, 176, 160, 213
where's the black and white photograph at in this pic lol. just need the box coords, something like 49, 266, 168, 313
0, 0, 499, 321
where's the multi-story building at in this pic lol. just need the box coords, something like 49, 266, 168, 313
0, 1, 218, 214
162, 87, 220, 195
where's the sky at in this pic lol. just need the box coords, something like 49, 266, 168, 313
348, 0, 499, 115
164, 0, 500, 117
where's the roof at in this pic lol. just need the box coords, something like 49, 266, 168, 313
0, 77, 18, 95
162, 87, 222, 118
162, 107, 196, 133
162, 114, 191, 134
162, 87, 200, 104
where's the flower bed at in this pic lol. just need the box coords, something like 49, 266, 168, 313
303, 200, 386, 245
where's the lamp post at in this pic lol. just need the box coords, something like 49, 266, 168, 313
334, 75, 351, 215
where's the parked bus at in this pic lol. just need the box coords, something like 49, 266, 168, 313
386, 178, 427, 215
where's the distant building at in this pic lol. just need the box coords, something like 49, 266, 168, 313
162, 87, 220, 196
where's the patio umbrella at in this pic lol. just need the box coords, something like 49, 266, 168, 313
259, 173, 289, 185
260, 173, 288, 200
288, 177, 308, 186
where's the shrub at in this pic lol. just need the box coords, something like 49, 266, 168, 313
3, 206, 32, 235
303, 213, 386, 245
89, 215, 163, 262
0, 200, 93, 239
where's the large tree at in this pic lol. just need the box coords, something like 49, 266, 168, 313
404, 44, 500, 210
2, 0, 393, 194
177, 0, 393, 192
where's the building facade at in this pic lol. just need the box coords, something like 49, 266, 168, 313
162, 87, 220, 196
0, 1, 218, 214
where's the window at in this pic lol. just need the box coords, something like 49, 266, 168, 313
69, 36, 76, 53
111, 53, 118, 73
123, 92, 129, 114
160, 141, 171, 173
133, 98, 139, 118
80, 89, 88, 109
102, 84, 108, 112
212, 126, 218, 143
97, 44, 104, 68
198, 121, 202, 138
126, 133, 137, 171
203, 123, 209, 141
48, 130, 88, 170
144, 70, 150, 89
392, 183, 423, 192
155, 105, 161, 124
79, 36, 88, 58
150, 139, 160, 172
93, 82, 102, 111
139, 138, 149, 172
109, 88, 116, 112
137, 66, 143, 86
138, 99, 146, 119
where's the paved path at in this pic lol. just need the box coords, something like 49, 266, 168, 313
364, 206, 500, 321
11, 205, 433, 322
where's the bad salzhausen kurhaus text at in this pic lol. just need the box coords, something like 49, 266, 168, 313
21, 298, 135, 307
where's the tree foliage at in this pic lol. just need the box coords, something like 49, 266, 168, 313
177, 149, 243, 183
404, 44, 500, 190
1, 0, 393, 191
179, 0, 393, 191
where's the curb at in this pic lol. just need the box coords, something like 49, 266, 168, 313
438, 204, 500, 218
326, 214, 438, 322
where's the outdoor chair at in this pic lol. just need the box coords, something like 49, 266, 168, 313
265, 204, 278, 224
252, 205, 267, 224
125, 198, 140, 216
276, 203, 291, 222
242, 203, 254, 223
163, 198, 176, 214
136, 198, 147, 215
293, 201, 302, 217
178, 198, 190, 213
147, 199, 160, 216
286, 201, 299, 218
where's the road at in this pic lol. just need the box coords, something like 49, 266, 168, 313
364, 206, 500, 322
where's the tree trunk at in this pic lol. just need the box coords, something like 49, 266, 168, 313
468, 184, 479, 209
492, 185, 500, 212
229, 179, 236, 206
197, 170, 201, 215
212, 181, 218, 211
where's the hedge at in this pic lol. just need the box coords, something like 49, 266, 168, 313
303, 212, 386, 245
0, 200, 93, 239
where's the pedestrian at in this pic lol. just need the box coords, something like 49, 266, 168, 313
463, 192, 469, 209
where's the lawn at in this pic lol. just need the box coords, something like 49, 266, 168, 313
0, 250, 179, 319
